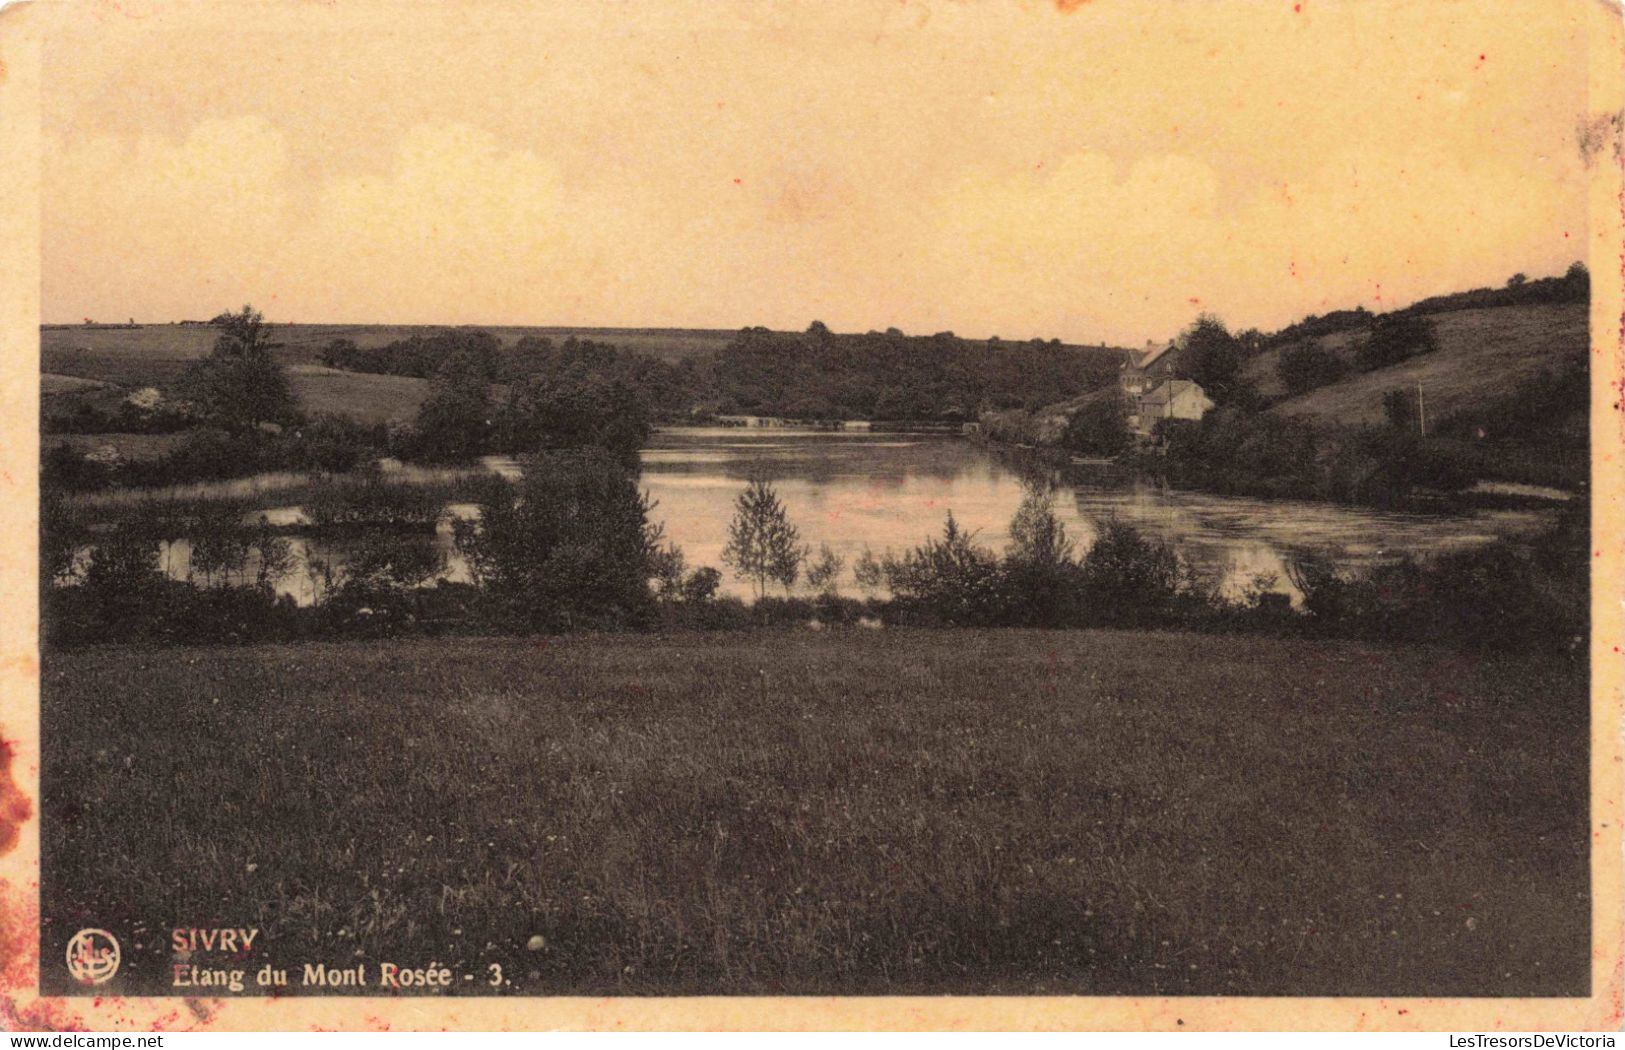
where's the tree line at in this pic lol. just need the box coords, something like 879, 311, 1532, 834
323, 323, 1124, 424
43, 455, 1586, 658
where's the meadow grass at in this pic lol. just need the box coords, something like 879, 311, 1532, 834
41, 629, 1587, 996
1252, 302, 1587, 425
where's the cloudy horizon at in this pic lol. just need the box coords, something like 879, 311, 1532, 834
40, 0, 1595, 345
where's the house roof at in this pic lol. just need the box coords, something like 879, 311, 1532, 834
1140, 378, 1204, 406
1126, 342, 1178, 372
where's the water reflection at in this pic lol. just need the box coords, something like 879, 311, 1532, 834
639, 429, 1555, 604
82, 428, 1558, 606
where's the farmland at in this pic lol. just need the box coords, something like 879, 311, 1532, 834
41, 628, 1587, 997
38, 323, 751, 447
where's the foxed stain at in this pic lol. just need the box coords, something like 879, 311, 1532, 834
0, 884, 87, 1031
1054, 0, 1092, 11
0, 741, 31, 857
0, 653, 40, 679
1578, 110, 1624, 168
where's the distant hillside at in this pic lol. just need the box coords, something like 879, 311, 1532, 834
41, 322, 1138, 431
1256, 302, 1587, 429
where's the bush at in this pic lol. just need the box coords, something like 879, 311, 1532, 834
1062, 393, 1133, 457
42, 444, 111, 492
303, 468, 445, 531
883, 513, 1010, 626
1355, 314, 1438, 372
1277, 343, 1350, 396
453, 448, 661, 631
1080, 518, 1187, 624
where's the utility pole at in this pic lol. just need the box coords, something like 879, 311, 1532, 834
1416, 379, 1426, 437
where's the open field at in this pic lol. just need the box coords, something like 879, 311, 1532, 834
285, 364, 431, 425
39, 324, 746, 385
1248, 302, 1587, 426
42, 629, 1587, 996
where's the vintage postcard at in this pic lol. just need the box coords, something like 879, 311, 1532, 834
0, 0, 1620, 1032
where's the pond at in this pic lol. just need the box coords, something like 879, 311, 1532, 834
122, 428, 1559, 607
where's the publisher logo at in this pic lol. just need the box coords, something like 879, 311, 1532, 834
65, 929, 120, 985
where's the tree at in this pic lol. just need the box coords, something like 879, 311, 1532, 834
1382, 387, 1419, 431
1507, 272, 1528, 287
453, 448, 661, 629
681, 567, 722, 603
1176, 314, 1244, 403
1356, 313, 1437, 372
410, 352, 493, 463
722, 477, 804, 600
1062, 392, 1133, 456
1564, 261, 1590, 302
1081, 517, 1184, 618
178, 305, 297, 430
852, 547, 884, 594
497, 372, 650, 470
1007, 482, 1075, 567
1005, 483, 1081, 626
805, 543, 845, 596
1277, 343, 1350, 396
883, 512, 1006, 625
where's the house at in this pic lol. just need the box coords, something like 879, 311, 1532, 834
1130, 379, 1214, 434
1120, 341, 1183, 399
1120, 343, 1213, 434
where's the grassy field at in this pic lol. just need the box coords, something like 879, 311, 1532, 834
37, 324, 747, 442
1248, 302, 1587, 426
41, 629, 1587, 997
39, 323, 743, 382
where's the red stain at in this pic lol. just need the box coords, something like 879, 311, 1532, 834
1188, 297, 1201, 305
1293, 3, 1301, 11
1053, 0, 1091, 10
0, 741, 31, 857
0, 885, 88, 1031
732, 178, 742, 186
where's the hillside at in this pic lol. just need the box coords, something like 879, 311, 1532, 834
39, 323, 746, 382
1253, 302, 1587, 428
42, 322, 1135, 431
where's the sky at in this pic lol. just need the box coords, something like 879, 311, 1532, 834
38, 0, 1596, 345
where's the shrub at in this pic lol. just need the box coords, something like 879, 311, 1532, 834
1355, 314, 1438, 372
42, 444, 112, 492
883, 513, 1009, 626
303, 468, 444, 531
805, 544, 845, 596
1062, 393, 1133, 456
681, 566, 723, 604
1080, 518, 1185, 623
1003, 484, 1084, 626
453, 448, 661, 630
852, 547, 885, 594
1277, 344, 1350, 396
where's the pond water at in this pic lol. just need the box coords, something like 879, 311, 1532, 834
125, 427, 1558, 607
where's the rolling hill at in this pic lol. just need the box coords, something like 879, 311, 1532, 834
1252, 302, 1588, 429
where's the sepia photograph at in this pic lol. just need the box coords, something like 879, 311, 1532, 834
2, 0, 1622, 1032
